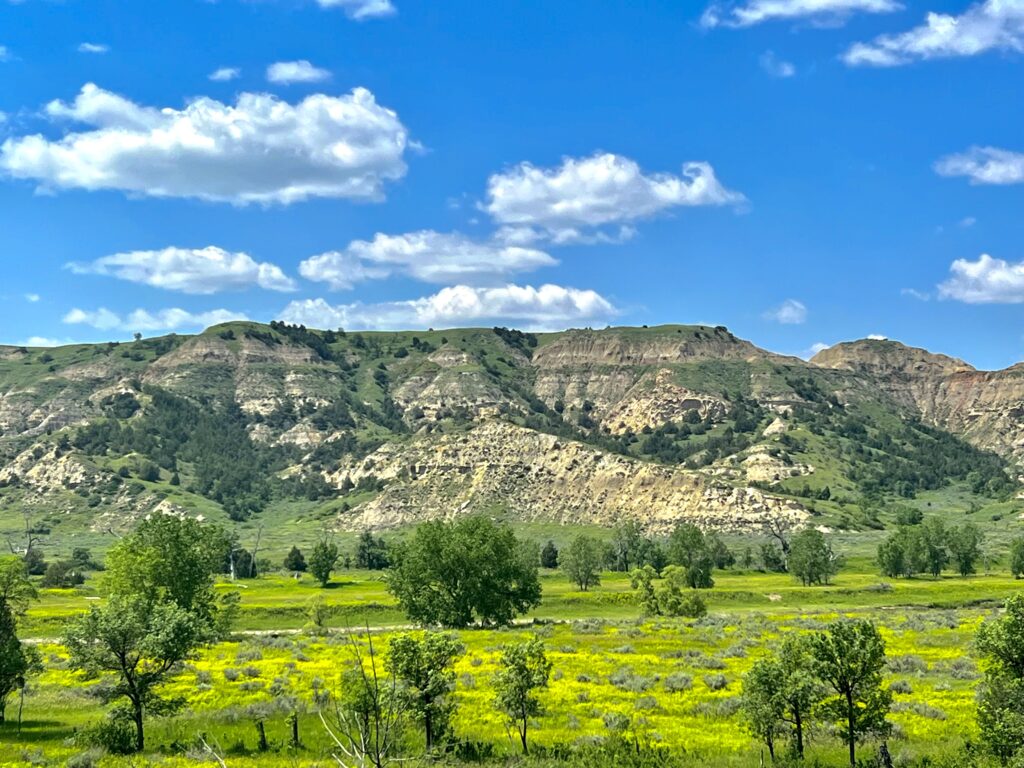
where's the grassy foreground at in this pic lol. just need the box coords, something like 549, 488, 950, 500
1, 562, 1019, 767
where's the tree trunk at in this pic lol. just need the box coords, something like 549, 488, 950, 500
425, 708, 433, 752
133, 700, 145, 753
520, 718, 529, 755
289, 712, 300, 748
256, 719, 268, 751
846, 692, 856, 767
794, 708, 804, 757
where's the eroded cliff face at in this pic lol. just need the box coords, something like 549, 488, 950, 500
812, 340, 1024, 465
4, 324, 1023, 534
329, 421, 808, 533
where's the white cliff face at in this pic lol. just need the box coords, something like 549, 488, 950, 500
328, 420, 808, 533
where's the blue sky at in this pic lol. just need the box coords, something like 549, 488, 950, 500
1, 0, 1023, 369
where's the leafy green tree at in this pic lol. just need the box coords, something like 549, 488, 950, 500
976, 594, 1024, 762
386, 632, 463, 752
355, 530, 389, 570
630, 565, 660, 616
283, 546, 307, 573
706, 533, 736, 569
948, 522, 984, 577
741, 653, 786, 760
387, 517, 541, 627
611, 520, 647, 571
1011, 537, 1024, 579
63, 594, 201, 752
0, 604, 31, 724
540, 540, 559, 569
104, 515, 230, 636
742, 636, 823, 760
561, 535, 602, 591
918, 517, 948, 578
684, 548, 716, 589
877, 527, 918, 578
309, 538, 340, 587
667, 523, 706, 568
788, 528, 839, 586
0, 557, 37, 615
657, 566, 707, 618
493, 637, 552, 755
810, 619, 891, 767
0, 557, 37, 725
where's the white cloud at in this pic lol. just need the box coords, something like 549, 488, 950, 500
939, 253, 1024, 303
67, 246, 296, 294
18, 336, 72, 348
763, 298, 808, 324
279, 283, 617, 331
901, 287, 931, 301
935, 146, 1024, 185
209, 67, 241, 82
64, 306, 248, 332
77, 43, 109, 54
804, 341, 831, 358
24, 293, 40, 302
701, 0, 900, 28
266, 60, 331, 85
316, 0, 396, 19
484, 153, 743, 244
0, 45, 10, 62
960, 216, 978, 228
759, 51, 796, 77
299, 231, 557, 290
0, 83, 409, 205
867, 333, 888, 340
843, 0, 1024, 66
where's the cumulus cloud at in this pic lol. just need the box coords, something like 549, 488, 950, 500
843, 0, 1024, 66
316, 0, 396, 19
24, 293, 40, 302
266, 60, 331, 84
0, 83, 409, 205
279, 283, 616, 331
0, 45, 10, 62
804, 341, 831, 359
938, 254, 1024, 303
763, 298, 808, 324
701, 0, 900, 28
759, 51, 796, 77
209, 67, 241, 82
935, 146, 1024, 185
64, 306, 248, 332
67, 246, 296, 294
299, 231, 557, 290
77, 43, 109, 54
484, 153, 743, 244
867, 333, 888, 340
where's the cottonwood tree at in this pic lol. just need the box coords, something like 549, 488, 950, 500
788, 529, 839, 586
387, 517, 541, 627
386, 632, 463, 753
918, 517, 948, 578
63, 595, 201, 752
976, 594, 1024, 762
540, 540, 559, 569
810, 619, 891, 767
948, 522, 983, 577
561, 535, 602, 591
493, 637, 552, 755
1011, 537, 1024, 579
310, 537, 340, 587
104, 515, 232, 638
741, 635, 822, 759
0, 557, 37, 724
